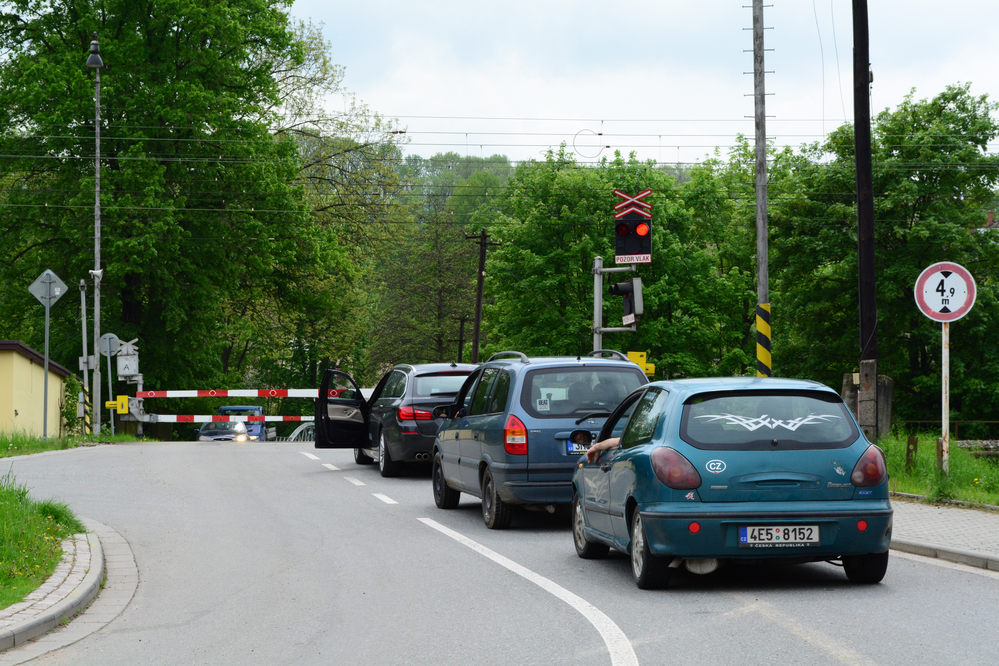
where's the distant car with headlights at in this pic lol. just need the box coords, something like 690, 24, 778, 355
217, 406, 267, 441
571, 377, 892, 589
198, 420, 249, 442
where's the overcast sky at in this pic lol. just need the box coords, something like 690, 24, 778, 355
289, 0, 999, 165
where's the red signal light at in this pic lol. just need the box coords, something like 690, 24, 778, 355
616, 223, 631, 236
635, 223, 650, 236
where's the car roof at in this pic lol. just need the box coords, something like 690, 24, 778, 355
395, 362, 478, 374
481, 355, 643, 371
649, 376, 837, 399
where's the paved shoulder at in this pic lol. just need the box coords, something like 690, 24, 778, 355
0, 519, 137, 665
891, 499, 999, 571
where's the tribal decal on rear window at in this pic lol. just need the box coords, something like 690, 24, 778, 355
693, 413, 842, 432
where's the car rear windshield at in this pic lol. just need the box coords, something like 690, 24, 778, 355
520, 367, 647, 419
414, 372, 472, 397
680, 390, 858, 451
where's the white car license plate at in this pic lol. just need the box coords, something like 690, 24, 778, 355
567, 442, 589, 454
739, 525, 820, 547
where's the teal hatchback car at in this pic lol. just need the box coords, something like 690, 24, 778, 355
571, 378, 892, 589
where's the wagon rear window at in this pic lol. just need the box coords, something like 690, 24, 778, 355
680, 390, 858, 451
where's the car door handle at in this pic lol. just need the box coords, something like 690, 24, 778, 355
600, 464, 611, 473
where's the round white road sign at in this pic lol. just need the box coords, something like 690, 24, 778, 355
914, 262, 976, 322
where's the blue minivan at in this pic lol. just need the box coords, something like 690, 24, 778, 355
430, 351, 649, 529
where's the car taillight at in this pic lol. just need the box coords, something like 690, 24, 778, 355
398, 406, 433, 421
651, 447, 701, 489
851, 445, 887, 487
504, 415, 527, 455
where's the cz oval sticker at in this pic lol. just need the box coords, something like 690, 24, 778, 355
706, 460, 726, 474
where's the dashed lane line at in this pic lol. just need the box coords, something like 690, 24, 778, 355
322, 463, 340, 471
419, 518, 638, 666
344, 477, 365, 486
300, 451, 320, 460
373, 493, 398, 504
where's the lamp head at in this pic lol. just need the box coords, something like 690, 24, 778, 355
86, 32, 103, 68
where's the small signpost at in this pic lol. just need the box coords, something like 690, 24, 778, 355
914, 262, 977, 473
29, 269, 68, 438
99, 333, 120, 436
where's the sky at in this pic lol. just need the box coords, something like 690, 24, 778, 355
289, 0, 999, 166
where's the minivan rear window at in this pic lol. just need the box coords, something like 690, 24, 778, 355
520, 367, 647, 418
680, 390, 858, 451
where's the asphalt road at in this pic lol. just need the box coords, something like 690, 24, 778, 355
7, 442, 999, 665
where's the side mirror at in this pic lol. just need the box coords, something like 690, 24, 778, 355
432, 405, 451, 420
569, 429, 595, 445
455, 407, 467, 419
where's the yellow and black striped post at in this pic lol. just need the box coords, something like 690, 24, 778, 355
83, 385, 92, 435
756, 303, 772, 377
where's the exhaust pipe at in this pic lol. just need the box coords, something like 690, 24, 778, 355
415, 452, 430, 461
684, 559, 721, 575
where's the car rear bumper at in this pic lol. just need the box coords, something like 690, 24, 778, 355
390, 432, 437, 461
639, 500, 893, 559
501, 480, 574, 504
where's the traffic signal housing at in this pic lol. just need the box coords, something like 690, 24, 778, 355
609, 277, 643, 325
614, 213, 652, 264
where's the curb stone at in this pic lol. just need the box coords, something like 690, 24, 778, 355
890, 537, 999, 572
0, 532, 104, 651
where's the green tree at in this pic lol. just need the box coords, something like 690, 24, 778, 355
0, 0, 314, 393
769, 84, 999, 428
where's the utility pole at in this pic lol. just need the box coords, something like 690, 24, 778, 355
465, 228, 500, 363
853, 0, 878, 440
752, 0, 772, 377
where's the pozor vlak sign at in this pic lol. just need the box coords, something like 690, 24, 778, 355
914, 261, 977, 474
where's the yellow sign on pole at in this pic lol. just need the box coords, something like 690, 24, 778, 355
627, 351, 656, 378
104, 395, 128, 414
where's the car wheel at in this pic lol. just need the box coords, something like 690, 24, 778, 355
378, 431, 401, 478
572, 494, 609, 559
432, 452, 460, 509
843, 551, 889, 584
630, 511, 670, 589
353, 447, 374, 465
481, 468, 512, 529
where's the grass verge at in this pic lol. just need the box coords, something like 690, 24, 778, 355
0, 468, 86, 610
882, 430, 999, 507
1, 431, 150, 459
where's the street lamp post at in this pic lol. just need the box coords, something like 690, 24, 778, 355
86, 33, 104, 436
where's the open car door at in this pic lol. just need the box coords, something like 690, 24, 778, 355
315, 369, 370, 449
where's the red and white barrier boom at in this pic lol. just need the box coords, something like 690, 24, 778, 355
152, 415, 313, 423
137, 389, 319, 398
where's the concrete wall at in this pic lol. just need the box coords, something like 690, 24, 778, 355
0, 342, 72, 437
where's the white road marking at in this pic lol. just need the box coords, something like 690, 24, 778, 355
419, 518, 638, 666
727, 593, 878, 666
322, 463, 340, 471
344, 477, 365, 486
300, 452, 320, 460
373, 493, 398, 504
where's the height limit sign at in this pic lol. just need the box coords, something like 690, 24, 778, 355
914, 261, 976, 322
914, 261, 976, 475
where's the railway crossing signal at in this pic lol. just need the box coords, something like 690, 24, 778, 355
613, 189, 652, 264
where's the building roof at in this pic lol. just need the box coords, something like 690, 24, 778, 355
0, 340, 73, 378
